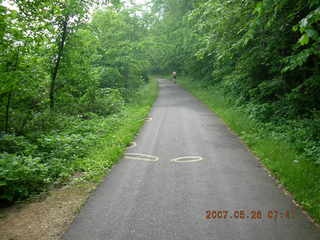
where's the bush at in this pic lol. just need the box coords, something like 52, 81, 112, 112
79, 88, 124, 116
0, 134, 36, 155
36, 132, 98, 162
0, 114, 117, 203
0, 153, 50, 202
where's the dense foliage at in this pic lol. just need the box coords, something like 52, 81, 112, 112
0, 0, 154, 203
149, 0, 320, 163
150, 0, 320, 109
0, 0, 150, 133
2, 0, 320, 207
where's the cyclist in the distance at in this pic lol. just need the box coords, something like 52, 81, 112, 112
172, 71, 177, 83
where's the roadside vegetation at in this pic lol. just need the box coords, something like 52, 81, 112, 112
0, 0, 157, 205
1, 78, 157, 205
148, 0, 320, 223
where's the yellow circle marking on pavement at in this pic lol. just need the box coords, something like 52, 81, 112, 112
171, 156, 203, 163
124, 153, 159, 162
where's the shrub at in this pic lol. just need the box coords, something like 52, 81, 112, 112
79, 88, 124, 116
0, 134, 36, 155
0, 153, 50, 202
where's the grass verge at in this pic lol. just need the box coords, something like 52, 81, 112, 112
76, 77, 158, 182
177, 76, 320, 224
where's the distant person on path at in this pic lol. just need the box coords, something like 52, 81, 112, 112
172, 71, 177, 83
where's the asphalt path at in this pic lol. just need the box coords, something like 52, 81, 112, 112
64, 79, 320, 240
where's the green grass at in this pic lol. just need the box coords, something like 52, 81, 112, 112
177, 76, 320, 224
76, 78, 158, 182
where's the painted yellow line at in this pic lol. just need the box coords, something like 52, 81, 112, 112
170, 156, 203, 163
124, 153, 159, 162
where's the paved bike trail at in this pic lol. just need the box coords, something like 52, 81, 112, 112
64, 79, 320, 240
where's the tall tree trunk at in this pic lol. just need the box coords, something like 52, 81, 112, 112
49, 15, 69, 111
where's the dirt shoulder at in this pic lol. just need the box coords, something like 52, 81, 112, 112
0, 183, 95, 240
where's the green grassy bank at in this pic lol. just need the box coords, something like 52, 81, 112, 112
177, 76, 320, 224
78, 78, 159, 182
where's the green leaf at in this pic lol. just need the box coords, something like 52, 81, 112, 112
292, 25, 299, 32
298, 34, 309, 46
305, 29, 319, 40
254, 2, 263, 15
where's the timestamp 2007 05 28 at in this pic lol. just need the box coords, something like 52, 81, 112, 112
205, 209, 295, 220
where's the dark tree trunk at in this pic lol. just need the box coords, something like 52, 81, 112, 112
49, 15, 69, 111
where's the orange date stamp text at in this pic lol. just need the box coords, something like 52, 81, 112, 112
205, 209, 295, 220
